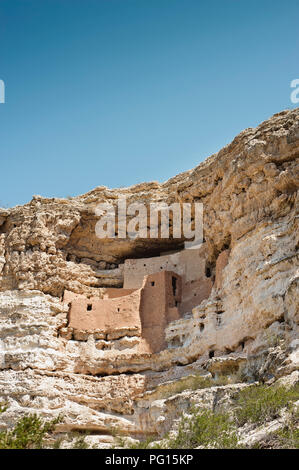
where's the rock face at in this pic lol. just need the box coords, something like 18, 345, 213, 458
0, 108, 298, 448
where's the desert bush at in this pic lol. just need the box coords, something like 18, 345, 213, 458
235, 383, 299, 426
167, 407, 239, 449
0, 402, 8, 413
274, 413, 299, 449
109, 382, 299, 450
254, 409, 299, 449
115, 407, 239, 449
52, 436, 64, 449
0, 414, 62, 449
71, 434, 89, 449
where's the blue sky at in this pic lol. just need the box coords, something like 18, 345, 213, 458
0, 0, 298, 207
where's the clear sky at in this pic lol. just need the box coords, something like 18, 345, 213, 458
0, 0, 298, 208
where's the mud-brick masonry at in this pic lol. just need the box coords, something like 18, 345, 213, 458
63, 246, 227, 352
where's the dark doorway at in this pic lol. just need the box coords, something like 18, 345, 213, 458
172, 276, 177, 296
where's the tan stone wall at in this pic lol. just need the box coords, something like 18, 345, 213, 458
180, 278, 213, 315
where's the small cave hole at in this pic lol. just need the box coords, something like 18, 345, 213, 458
87, 304, 92, 311
205, 267, 211, 278
209, 350, 215, 359
200, 323, 204, 332
151, 281, 155, 286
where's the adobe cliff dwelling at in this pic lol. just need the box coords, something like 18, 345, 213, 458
62, 246, 215, 353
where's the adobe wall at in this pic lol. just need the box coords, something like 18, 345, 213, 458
139, 271, 181, 353
64, 270, 184, 353
123, 246, 207, 289
65, 289, 142, 335
103, 288, 136, 299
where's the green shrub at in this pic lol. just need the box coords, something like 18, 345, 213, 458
167, 407, 239, 449
72, 434, 89, 449
253, 409, 299, 449
52, 436, 64, 449
0, 414, 62, 449
275, 417, 299, 449
235, 383, 299, 426
0, 403, 8, 413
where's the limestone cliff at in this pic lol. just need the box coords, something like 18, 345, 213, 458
0, 108, 298, 448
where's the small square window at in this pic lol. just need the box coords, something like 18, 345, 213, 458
151, 281, 155, 286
